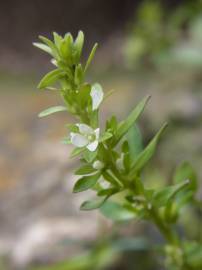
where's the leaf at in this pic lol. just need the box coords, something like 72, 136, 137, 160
33, 42, 52, 55
73, 172, 101, 193
74, 30, 84, 62
83, 149, 97, 163
84, 43, 98, 73
80, 197, 107, 211
126, 124, 143, 162
76, 84, 91, 107
113, 237, 150, 252
75, 164, 96, 175
38, 106, 67, 117
74, 64, 83, 85
100, 201, 135, 221
129, 123, 167, 177
53, 32, 63, 49
152, 180, 190, 207
38, 69, 64, 89
39, 35, 59, 59
174, 161, 198, 192
106, 115, 118, 132
97, 187, 119, 197
70, 147, 86, 158
100, 132, 113, 142
102, 171, 120, 187
103, 89, 115, 101
112, 95, 150, 147
184, 242, 202, 268
60, 33, 73, 61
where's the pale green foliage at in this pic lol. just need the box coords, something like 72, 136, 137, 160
35, 31, 202, 270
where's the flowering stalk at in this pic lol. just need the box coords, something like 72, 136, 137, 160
34, 31, 201, 270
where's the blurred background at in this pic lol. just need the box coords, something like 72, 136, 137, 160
0, 0, 202, 269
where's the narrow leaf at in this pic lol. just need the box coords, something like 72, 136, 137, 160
38, 69, 64, 89
129, 123, 167, 177
174, 161, 198, 192
53, 32, 63, 49
73, 172, 101, 193
70, 147, 85, 158
80, 197, 107, 211
75, 164, 96, 175
112, 95, 150, 147
153, 180, 190, 207
33, 42, 52, 55
84, 43, 98, 73
38, 106, 67, 118
39, 36, 59, 58
127, 124, 143, 161
74, 64, 83, 85
100, 201, 135, 221
100, 132, 113, 142
74, 30, 84, 62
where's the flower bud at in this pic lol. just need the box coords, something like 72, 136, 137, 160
93, 160, 104, 170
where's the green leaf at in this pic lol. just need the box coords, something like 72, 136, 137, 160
38, 69, 64, 89
152, 180, 190, 207
129, 123, 167, 177
174, 161, 198, 192
126, 124, 143, 161
53, 32, 63, 49
75, 164, 96, 175
39, 35, 59, 59
102, 171, 120, 187
60, 33, 73, 61
113, 237, 150, 252
70, 147, 85, 158
38, 106, 67, 117
84, 43, 98, 73
80, 197, 107, 211
106, 115, 118, 132
83, 149, 97, 163
100, 201, 135, 221
74, 30, 84, 62
74, 64, 83, 85
97, 187, 119, 197
112, 95, 150, 147
73, 172, 101, 193
100, 132, 113, 142
76, 84, 91, 108
33, 42, 52, 55
184, 242, 202, 268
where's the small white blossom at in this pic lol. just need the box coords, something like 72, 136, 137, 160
93, 160, 104, 170
90, 83, 104, 110
70, 123, 100, 152
116, 153, 125, 171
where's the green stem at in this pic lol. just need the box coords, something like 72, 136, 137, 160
149, 207, 179, 245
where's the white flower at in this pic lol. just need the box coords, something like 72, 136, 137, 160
93, 160, 104, 170
70, 123, 100, 152
116, 153, 125, 171
90, 83, 104, 110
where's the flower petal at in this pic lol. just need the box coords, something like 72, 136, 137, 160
76, 124, 94, 135
70, 132, 88, 147
87, 140, 99, 152
90, 83, 104, 110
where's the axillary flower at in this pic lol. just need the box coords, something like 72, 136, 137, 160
70, 124, 100, 152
